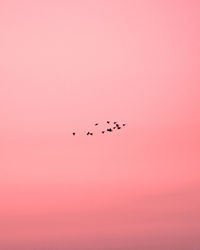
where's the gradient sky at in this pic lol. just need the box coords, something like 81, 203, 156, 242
0, 0, 200, 249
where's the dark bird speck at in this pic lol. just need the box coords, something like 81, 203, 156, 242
72, 132, 75, 136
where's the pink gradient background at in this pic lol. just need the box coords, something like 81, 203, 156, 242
0, 0, 200, 249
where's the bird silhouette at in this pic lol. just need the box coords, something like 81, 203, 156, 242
107, 128, 112, 132
72, 121, 126, 136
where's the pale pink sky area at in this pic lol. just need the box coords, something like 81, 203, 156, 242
0, 0, 200, 249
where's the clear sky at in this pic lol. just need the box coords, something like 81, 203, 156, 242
0, 0, 200, 249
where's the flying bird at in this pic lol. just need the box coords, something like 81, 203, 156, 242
72, 120, 126, 136
107, 128, 112, 132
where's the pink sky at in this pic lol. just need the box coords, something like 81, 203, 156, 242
0, 0, 200, 249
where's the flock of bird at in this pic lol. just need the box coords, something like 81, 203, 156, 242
72, 121, 126, 136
